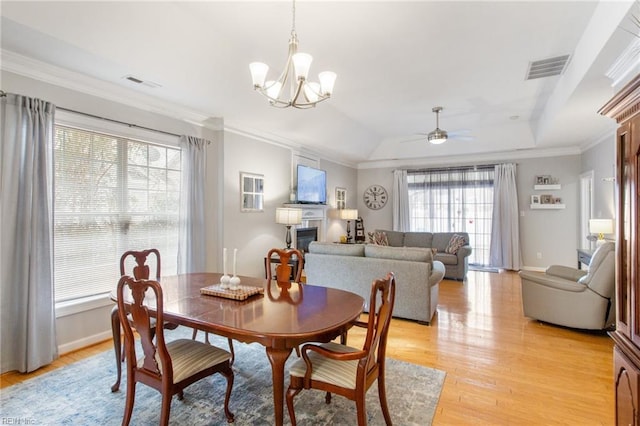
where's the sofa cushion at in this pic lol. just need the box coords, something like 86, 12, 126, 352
367, 230, 389, 246
403, 232, 434, 248
308, 242, 365, 257
445, 234, 467, 254
365, 245, 433, 263
377, 229, 405, 247
434, 252, 458, 265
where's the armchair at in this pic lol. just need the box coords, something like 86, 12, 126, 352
518, 242, 615, 330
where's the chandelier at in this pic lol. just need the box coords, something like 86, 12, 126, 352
249, 0, 336, 109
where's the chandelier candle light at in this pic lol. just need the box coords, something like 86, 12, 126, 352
249, 0, 336, 109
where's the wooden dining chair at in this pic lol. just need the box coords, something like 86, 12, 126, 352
267, 247, 304, 285
112, 249, 177, 392
117, 276, 235, 425
286, 272, 396, 426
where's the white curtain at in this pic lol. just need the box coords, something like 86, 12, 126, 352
177, 135, 209, 273
489, 163, 521, 270
392, 169, 410, 231
0, 93, 58, 373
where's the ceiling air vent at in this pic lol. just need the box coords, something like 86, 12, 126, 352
525, 54, 570, 80
122, 75, 162, 88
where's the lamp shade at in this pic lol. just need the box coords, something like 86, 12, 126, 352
276, 207, 302, 225
339, 209, 358, 221
589, 219, 614, 236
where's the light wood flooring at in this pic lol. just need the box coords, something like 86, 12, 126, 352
1, 270, 614, 424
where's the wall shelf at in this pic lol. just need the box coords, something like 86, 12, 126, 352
530, 204, 565, 210
534, 184, 561, 190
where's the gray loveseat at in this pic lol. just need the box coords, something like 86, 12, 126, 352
376, 230, 472, 280
304, 242, 445, 324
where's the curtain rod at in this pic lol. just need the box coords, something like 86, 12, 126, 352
57, 107, 181, 138
401, 164, 498, 173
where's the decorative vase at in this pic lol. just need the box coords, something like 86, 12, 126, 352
229, 275, 241, 290
220, 274, 231, 289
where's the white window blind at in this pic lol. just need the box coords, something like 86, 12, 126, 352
54, 125, 181, 302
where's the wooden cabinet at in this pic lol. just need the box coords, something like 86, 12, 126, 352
600, 74, 640, 425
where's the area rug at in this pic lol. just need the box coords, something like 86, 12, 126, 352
1, 329, 445, 425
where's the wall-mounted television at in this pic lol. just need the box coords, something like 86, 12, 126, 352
296, 164, 327, 204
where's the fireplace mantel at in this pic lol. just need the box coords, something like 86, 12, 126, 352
283, 204, 329, 242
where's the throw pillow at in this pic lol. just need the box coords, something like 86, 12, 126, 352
367, 231, 389, 246
445, 234, 466, 254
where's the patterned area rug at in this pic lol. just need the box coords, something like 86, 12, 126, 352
1, 328, 445, 425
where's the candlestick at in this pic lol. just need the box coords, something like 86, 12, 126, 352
220, 247, 230, 289
223, 248, 227, 275
233, 248, 238, 276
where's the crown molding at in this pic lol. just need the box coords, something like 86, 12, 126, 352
1, 49, 218, 130
224, 122, 358, 169
357, 146, 583, 170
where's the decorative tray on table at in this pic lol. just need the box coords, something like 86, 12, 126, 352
200, 284, 264, 301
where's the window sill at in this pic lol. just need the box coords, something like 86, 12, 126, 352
55, 293, 114, 318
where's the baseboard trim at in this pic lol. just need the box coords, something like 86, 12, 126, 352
58, 330, 112, 356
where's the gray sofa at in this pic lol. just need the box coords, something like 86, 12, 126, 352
376, 230, 472, 280
304, 242, 445, 324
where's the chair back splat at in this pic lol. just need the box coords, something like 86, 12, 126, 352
116, 276, 235, 425
120, 248, 161, 280
286, 272, 396, 426
266, 248, 304, 284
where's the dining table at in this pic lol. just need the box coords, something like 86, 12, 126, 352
110, 272, 365, 426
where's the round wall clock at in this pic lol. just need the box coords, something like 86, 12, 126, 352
363, 185, 388, 210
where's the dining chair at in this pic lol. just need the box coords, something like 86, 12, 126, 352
112, 249, 178, 392
286, 272, 396, 426
117, 276, 235, 425
266, 247, 304, 285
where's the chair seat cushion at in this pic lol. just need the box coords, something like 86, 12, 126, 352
138, 338, 231, 384
289, 342, 361, 389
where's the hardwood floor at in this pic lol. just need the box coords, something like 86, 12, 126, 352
1, 270, 614, 424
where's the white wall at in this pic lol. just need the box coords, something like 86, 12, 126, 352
320, 159, 358, 243
581, 138, 616, 221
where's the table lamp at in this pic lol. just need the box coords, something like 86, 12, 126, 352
339, 209, 359, 243
276, 207, 302, 249
589, 219, 614, 246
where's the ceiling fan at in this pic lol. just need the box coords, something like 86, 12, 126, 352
398, 106, 473, 144
428, 106, 448, 144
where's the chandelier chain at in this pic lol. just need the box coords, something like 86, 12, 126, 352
291, 0, 297, 37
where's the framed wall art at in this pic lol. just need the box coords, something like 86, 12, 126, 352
336, 187, 346, 209
240, 172, 264, 212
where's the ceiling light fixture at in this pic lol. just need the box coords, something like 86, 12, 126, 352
249, 0, 336, 109
428, 106, 448, 144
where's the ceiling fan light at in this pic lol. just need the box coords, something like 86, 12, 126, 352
428, 129, 448, 144
249, 62, 269, 88
318, 71, 337, 95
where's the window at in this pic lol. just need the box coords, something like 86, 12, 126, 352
407, 166, 494, 266
54, 125, 181, 302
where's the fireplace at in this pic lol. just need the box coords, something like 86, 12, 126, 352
295, 227, 318, 254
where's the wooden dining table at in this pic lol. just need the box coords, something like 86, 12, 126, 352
110, 272, 364, 426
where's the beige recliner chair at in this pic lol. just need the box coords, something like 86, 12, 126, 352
518, 242, 615, 330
